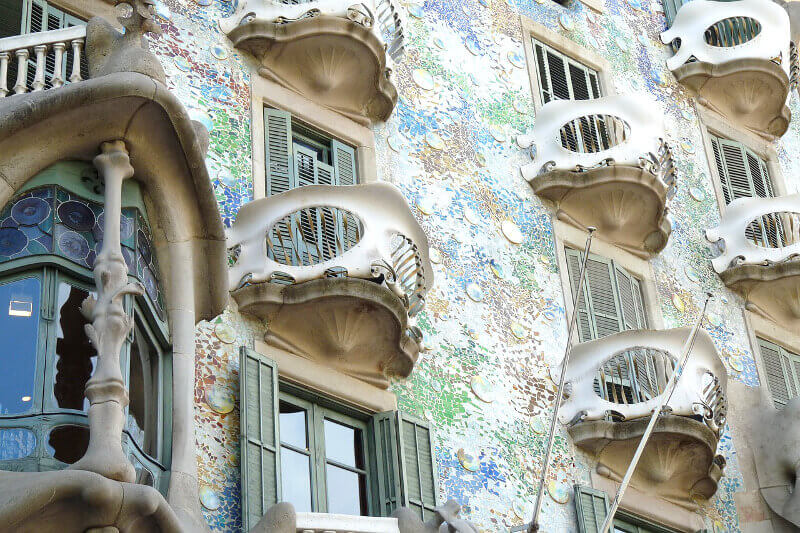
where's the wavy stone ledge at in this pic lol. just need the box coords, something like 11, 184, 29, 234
233, 277, 419, 389
570, 415, 725, 508
531, 165, 672, 257
225, 16, 397, 124
672, 58, 791, 139
718, 260, 800, 330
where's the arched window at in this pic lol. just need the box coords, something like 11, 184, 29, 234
0, 160, 170, 492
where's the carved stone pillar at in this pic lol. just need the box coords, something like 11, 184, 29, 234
68, 140, 144, 483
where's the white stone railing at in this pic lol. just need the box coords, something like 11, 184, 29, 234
226, 183, 432, 317
706, 194, 800, 272
220, 0, 405, 63
295, 512, 400, 533
661, 0, 791, 76
559, 328, 728, 436
0, 25, 86, 98
518, 94, 674, 185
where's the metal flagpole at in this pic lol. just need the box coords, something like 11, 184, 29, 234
599, 292, 714, 533
511, 227, 596, 533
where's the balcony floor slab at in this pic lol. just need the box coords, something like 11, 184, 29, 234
720, 260, 800, 330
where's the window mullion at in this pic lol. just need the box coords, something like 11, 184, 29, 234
311, 403, 326, 512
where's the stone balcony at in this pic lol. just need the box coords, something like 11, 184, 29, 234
519, 94, 675, 257
558, 328, 728, 507
220, 0, 404, 124
226, 183, 432, 389
706, 194, 800, 330
661, 0, 794, 139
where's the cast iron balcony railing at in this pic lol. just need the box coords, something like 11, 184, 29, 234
226, 183, 432, 388
706, 194, 800, 329
558, 328, 728, 505
220, 0, 405, 124
518, 94, 675, 257
661, 0, 794, 138
0, 25, 86, 97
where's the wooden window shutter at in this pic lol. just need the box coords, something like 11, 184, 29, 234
758, 339, 800, 408
398, 413, 438, 520
584, 255, 623, 339
614, 266, 647, 331
372, 411, 402, 517
574, 485, 610, 533
264, 108, 295, 197
565, 248, 595, 343
533, 42, 552, 104
239, 347, 281, 530
331, 140, 359, 251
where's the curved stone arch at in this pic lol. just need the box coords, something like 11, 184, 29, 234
0, 71, 228, 531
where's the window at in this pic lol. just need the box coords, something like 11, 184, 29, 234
530, 40, 618, 154
709, 134, 786, 247
0, 0, 88, 88
662, 0, 758, 44
240, 347, 438, 529
0, 161, 170, 492
757, 338, 800, 408
575, 486, 681, 533
565, 249, 648, 343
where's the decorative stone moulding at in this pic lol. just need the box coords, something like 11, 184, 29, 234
661, 0, 793, 139
706, 194, 800, 329
220, 0, 405, 124
226, 183, 433, 389
518, 94, 675, 257
558, 328, 728, 506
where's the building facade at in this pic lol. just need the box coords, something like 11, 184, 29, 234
0, 0, 799, 531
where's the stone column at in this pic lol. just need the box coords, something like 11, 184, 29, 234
68, 140, 143, 483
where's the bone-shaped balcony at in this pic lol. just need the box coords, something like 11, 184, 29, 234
519, 95, 675, 257
706, 194, 800, 329
226, 183, 432, 388
661, 0, 794, 139
559, 328, 727, 506
220, 0, 405, 124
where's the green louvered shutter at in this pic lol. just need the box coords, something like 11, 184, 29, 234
584, 255, 624, 339
265, 108, 295, 264
565, 248, 594, 343
575, 485, 610, 533
398, 413, 438, 521
240, 347, 281, 530
331, 140, 359, 251
372, 411, 402, 517
758, 339, 800, 408
614, 266, 647, 331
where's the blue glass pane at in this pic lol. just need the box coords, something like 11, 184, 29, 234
0, 277, 40, 415
0, 428, 36, 460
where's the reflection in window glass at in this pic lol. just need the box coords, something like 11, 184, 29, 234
324, 419, 363, 469
326, 464, 367, 515
0, 277, 40, 415
54, 283, 96, 411
127, 324, 158, 457
280, 447, 312, 512
0, 428, 36, 460
279, 402, 308, 449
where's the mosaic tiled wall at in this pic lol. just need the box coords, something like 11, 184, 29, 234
143, 0, 800, 531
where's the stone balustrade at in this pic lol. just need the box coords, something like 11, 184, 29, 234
0, 25, 86, 98
295, 512, 400, 533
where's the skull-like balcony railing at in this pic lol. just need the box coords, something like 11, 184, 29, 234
661, 0, 794, 139
220, 0, 405, 124
706, 194, 800, 329
559, 328, 727, 506
226, 183, 432, 388
519, 94, 675, 257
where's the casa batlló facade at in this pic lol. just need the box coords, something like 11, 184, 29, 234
1, 0, 800, 531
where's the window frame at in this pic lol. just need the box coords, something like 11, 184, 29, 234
698, 106, 787, 216
251, 74, 378, 200
278, 387, 372, 515
521, 17, 614, 113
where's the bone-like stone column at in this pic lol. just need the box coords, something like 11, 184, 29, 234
68, 140, 144, 483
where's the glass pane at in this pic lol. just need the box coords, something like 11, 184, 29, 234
280, 446, 312, 512
0, 428, 36, 460
47, 425, 89, 464
54, 282, 96, 411
326, 464, 367, 515
279, 401, 307, 449
127, 324, 158, 457
0, 277, 40, 415
324, 419, 364, 469
130, 453, 155, 487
